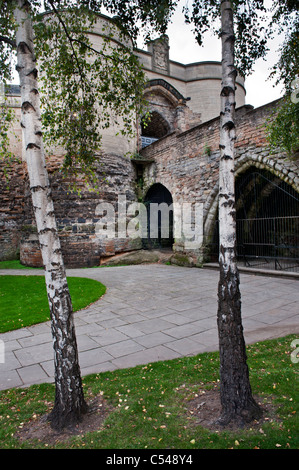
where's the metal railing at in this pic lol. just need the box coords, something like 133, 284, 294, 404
208, 216, 299, 272
236, 216, 299, 271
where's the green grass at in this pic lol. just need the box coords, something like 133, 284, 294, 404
0, 335, 298, 449
0, 259, 37, 270
0, 275, 106, 333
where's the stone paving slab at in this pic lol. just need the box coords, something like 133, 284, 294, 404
0, 264, 298, 391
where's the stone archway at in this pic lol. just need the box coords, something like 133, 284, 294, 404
143, 183, 174, 250
204, 152, 299, 248
234, 167, 299, 269
204, 164, 299, 270
141, 78, 193, 149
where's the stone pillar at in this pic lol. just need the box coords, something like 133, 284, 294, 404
176, 100, 189, 133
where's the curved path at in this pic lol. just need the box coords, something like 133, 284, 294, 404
0, 265, 298, 391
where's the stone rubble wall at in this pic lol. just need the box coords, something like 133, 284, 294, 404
0, 151, 140, 268
0, 159, 26, 261
1, 98, 298, 268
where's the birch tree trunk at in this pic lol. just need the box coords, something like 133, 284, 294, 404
217, 0, 262, 425
14, 0, 87, 430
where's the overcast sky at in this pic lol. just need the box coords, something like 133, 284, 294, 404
137, 0, 284, 110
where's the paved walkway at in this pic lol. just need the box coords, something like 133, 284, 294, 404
0, 265, 298, 391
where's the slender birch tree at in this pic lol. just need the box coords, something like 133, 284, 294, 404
11, 0, 88, 430
0, 0, 171, 430
216, 0, 262, 425
184, 0, 271, 425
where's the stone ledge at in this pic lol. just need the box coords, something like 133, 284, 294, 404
203, 262, 299, 280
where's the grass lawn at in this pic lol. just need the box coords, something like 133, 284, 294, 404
0, 275, 106, 333
0, 334, 298, 449
0, 260, 37, 270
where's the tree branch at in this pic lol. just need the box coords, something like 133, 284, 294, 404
71, 38, 132, 64
0, 35, 17, 48
47, 0, 86, 84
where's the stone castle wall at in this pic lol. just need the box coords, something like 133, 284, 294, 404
1, 15, 298, 268
0, 159, 25, 261
140, 99, 299, 265
1, 99, 298, 268
18, 152, 141, 268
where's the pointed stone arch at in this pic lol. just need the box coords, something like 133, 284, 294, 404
204, 156, 299, 267
141, 79, 191, 148
235, 153, 299, 193
204, 153, 299, 245
144, 79, 188, 107
141, 110, 171, 140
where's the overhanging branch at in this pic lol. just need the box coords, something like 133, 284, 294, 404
0, 35, 17, 48
47, 0, 86, 84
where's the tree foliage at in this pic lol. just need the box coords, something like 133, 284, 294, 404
1, 0, 174, 185
183, 0, 269, 77
266, 0, 299, 156
182, 0, 298, 156
266, 90, 299, 157
100, 0, 178, 41
34, 4, 148, 183
0, 1, 17, 82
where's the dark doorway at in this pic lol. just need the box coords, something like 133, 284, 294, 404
143, 183, 174, 249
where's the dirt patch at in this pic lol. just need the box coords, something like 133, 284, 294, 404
16, 385, 280, 446
181, 384, 280, 432
16, 395, 113, 446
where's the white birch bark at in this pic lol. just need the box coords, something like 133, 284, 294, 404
217, 0, 262, 425
14, 0, 87, 430
219, 0, 238, 275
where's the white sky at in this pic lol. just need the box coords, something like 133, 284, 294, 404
137, 0, 284, 109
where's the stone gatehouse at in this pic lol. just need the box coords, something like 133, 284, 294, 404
1, 14, 298, 270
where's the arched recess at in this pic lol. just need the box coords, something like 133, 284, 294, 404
141, 79, 189, 148
143, 183, 174, 249
141, 110, 170, 140
204, 166, 299, 271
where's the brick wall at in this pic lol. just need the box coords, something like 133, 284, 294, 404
140, 100, 299, 264
0, 159, 25, 261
